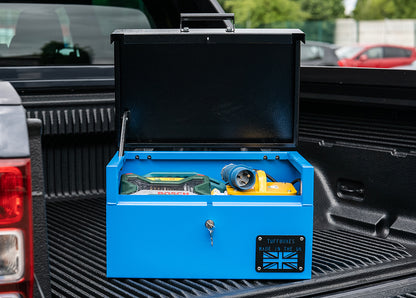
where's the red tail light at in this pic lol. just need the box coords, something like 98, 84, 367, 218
337, 60, 344, 67
0, 167, 24, 224
0, 159, 33, 298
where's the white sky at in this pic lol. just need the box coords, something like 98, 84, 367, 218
344, 0, 357, 15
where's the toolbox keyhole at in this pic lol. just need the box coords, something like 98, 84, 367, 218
205, 220, 215, 246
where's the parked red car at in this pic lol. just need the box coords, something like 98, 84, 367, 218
336, 44, 416, 68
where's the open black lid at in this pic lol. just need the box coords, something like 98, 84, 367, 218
112, 28, 304, 150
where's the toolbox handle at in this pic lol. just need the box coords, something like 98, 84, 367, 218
180, 13, 235, 32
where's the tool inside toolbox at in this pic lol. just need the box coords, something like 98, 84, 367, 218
120, 163, 299, 196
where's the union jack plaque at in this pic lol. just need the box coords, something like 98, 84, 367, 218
256, 235, 305, 272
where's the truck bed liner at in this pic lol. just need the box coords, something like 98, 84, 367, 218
46, 197, 416, 297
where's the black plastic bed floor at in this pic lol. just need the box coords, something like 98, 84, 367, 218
46, 198, 416, 298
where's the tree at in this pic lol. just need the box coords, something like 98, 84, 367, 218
393, 0, 416, 18
354, 0, 416, 20
296, 0, 345, 20
354, 0, 395, 20
221, 0, 308, 27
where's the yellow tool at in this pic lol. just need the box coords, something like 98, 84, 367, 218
226, 170, 297, 196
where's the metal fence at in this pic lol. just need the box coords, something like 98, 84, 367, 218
237, 20, 336, 44
236, 19, 416, 47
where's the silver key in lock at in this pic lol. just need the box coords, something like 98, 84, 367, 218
205, 220, 215, 246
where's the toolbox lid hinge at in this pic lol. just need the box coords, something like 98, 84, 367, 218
119, 110, 129, 157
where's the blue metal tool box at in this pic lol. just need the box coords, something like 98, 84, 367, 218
107, 14, 313, 279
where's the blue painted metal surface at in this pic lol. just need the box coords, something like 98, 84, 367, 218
107, 151, 313, 279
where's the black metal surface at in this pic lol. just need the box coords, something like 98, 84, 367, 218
46, 197, 415, 298
112, 29, 303, 150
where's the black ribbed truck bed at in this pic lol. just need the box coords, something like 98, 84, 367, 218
45, 197, 416, 297
23, 67, 416, 297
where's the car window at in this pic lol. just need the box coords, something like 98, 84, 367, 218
0, 3, 151, 65
301, 45, 324, 61
362, 47, 382, 59
335, 46, 363, 59
400, 48, 412, 58
384, 46, 412, 58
